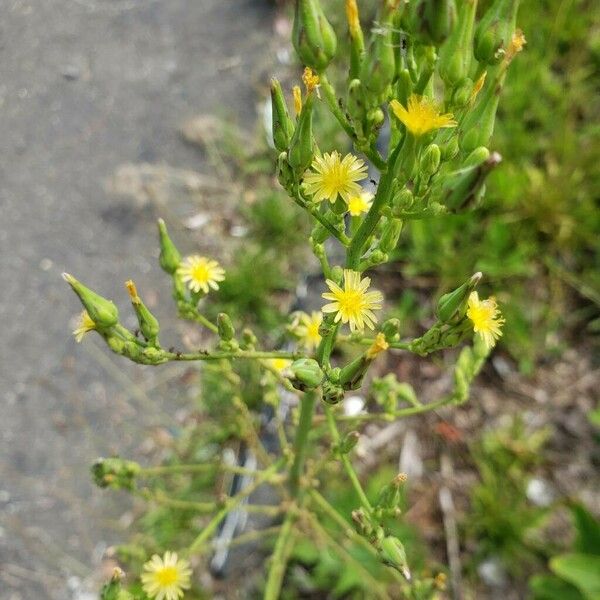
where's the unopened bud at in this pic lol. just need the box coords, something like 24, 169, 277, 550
379, 536, 411, 580
381, 318, 401, 341
290, 358, 324, 390
420, 143, 441, 178
436, 272, 482, 322
271, 78, 295, 152
91, 457, 140, 491
217, 312, 235, 342
292, 0, 337, 72
339, 430, 360, 454
63, 273, 119, 329
474, 0, 520, 65
125, 280, 160, 344
157, 219, 181, 275
288, 92, 314, 175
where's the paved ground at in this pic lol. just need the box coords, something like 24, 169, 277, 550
0, 1, 275, 598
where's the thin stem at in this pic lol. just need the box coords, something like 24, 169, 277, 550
289, 390, 318, 495
324, 405, 372, 512
139, 463, 264, 478
233, 396, 277, 468
263, 511, 297, 600
189, 310, 219, 333
164, 349, 302, 362
187, 458, 285, 555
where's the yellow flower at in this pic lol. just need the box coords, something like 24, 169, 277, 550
346, 191, 373, 216
302, 67, 320, 94
292, 85, 302, 116
268, 358, 292, 373
366, 332, 389, 359
390, 95, 456, 137
178, 255, 225, 294
466, 291, 505, 349
322, 269, 383, 332
303, 151, 368, 204
141, 551, 191, 600
73, 310, 96, 342
295, 311, 322, 350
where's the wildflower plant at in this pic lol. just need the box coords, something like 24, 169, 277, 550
65, 0, 525, 597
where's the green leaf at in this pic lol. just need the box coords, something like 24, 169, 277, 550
571, 504, 600, 555
550, 554, 600, 600
529, 574, 584, 600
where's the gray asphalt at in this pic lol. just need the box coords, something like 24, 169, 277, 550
0, 1, 275, 598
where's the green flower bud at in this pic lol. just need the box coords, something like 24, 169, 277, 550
292, 0, 337, 72
463, 146, 491, 168
438, 0, 478, 87
440, 135, 459, 161
217, 312, 235, 342
125, 280, 160, 345
376, 472, 407, 509
329, 266, 344, 285
63, 273, 119, 329
157, 218, 181, 275
379, 219, 403, 254
392, 187, 414, 214
346, 78, 366, 137
339, 431, 360, 454
451, 77, 474, 108
474, 0, 520, 65
436, 272, 482, 322
381, 318, 401, 341
404, 0, 457, 46
420, 143, 441, 179
270, 78, 295, 152
91, 457, 140, 490
241, 328, 258, 350
290, 358, 325, 390
288, 92, 314, 175
322, 380, 345, 404
379, 536, 411, 580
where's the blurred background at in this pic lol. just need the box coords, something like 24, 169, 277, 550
0, 0, 598, 599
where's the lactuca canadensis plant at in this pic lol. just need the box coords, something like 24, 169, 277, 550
66, 0, 524, 598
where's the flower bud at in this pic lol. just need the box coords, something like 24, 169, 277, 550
322, 379, 344, 404
292, 0, 337, 72
404, 0, 457, 46
463, 146, 490, 168
125, 280, 160, 345
381, 318, 401, 341
346, 0, 366, 78
63, 273, 119, 329
419, 143, 441, 179
217, 312, 235, 342
376, 472, 407, 509
346, 78, 366, 138
438, 0, 477, 87
91, 457, 140, 490
290, 358, 325, 390
379, 219, 403, 254
474, 0, 520, 65
451, 77, 474, 108
392, 187, 414, 214
157, 218, 181, 275
288, 92, 314, 175
270, 78, 295, 152
339, 431, 360, 454
378, 536, 411, 580
436, 272, 482, 322
241, 328, 258, 350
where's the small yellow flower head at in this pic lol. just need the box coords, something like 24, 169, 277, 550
302, 67, 320, 94
292, 85, 302, 116
346, 190, 373, 216
73, 310, 96, 342
470, 71, 487, 104
303, 151, 368, 204
295, 311, 323, 350
390, 95, 457, 137
141, 551, 191, 600
322, 269, 383, 332
177, 255, 225, 295
505, 29, 526, 62
269, 358, 292, 373
466, 291, 505, 349
366, 332, 389, 359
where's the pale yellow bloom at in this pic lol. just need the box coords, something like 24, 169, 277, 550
303, 152, 368, 204
177, 255, 225, 294
268, 358, 292, 373
390, 95, 456, 137
346, 191, 373, 216
466, 291, 505, 349
302, 67, 320, 94
295, 311, 322, 350
505, 29, 526, 62
322, 269, 383, 332
141, 551, 191, 600
470, 72, 487, 104
73, 310, 96, 342
366, 332, 389, 359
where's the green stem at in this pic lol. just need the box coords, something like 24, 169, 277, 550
346, 142, 403, 269
263, 512, 297, 600
324, 405, 372, 512
164, 349, 302, 362
330, 397, 452, 423
187, 458, 285, 555
139, 463, 263, 478
289, 390, 318, 496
